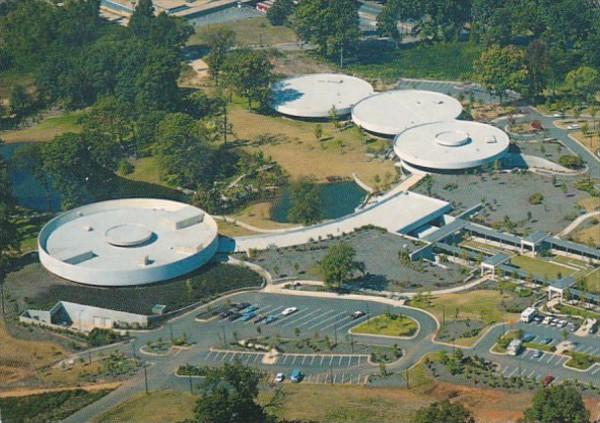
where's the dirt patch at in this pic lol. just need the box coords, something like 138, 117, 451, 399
0, 382, 120, 398
273, 51, 334, 77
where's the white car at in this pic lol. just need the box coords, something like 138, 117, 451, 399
542, 317, 552, 325
567, 124, 580, 130
558, 320, 567, 328
274, 372, 285, 383
553, 112, 564, 118
281, 307, 298, 316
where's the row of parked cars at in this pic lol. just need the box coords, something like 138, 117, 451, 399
529, 315, 578, 332
218, 303, 299, 324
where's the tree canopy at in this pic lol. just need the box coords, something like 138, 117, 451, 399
287, 178, 322, 225
192, 362, 275, 423
320, 242, 363, 289
521, 383, 590, 423
413, 400, 475, 423
473, 44, 528, 100
292, 0, 360, 59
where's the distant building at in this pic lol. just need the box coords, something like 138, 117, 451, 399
20, 301, 149, 333
520, 306, 537, 323
507, 339, 523, 356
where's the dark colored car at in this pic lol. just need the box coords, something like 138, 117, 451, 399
350, 310, 366, 320
227, 312, 242, 321
234, 302, 251, 311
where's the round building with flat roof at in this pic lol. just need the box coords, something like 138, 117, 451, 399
271, 73, 374, 118
38, 199, 219, 287
393, 120, 510, 172
351, 90, 463, 137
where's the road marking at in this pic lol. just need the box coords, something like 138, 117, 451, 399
337, 315, 368, 331
310, 356, 315, 365
320, 356, 325, 366
281, 308, 322, 328
306, 311, 348, 331
206, 351, 214, 360
303, 310, 342, 331
338, 356, 343, 366
319, 315, 351, 332
591, 367, 600, 375
295, 309, 338, 330
527, 370, 536, 378
302, 355, 308, 365
546, 354, 555, 364
508, 368, 519, 377
333, 373, 337, 384
537, 353, 546, 362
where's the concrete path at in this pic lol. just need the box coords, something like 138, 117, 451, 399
556, 211, 600, 238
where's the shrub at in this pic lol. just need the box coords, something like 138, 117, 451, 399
559, 155, 583, 169
528, 192, 544, 205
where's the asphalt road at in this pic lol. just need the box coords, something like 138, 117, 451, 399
61, 291, 600, 423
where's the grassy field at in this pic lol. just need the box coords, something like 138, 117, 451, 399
571, 130, 599, 155
577, 268, 600, 294
556, 303, 600, 320
412, 290, 520, 326
352, 314, 418, 337
189, 17, 297, 47
229, 104, 395, 185
573, 223, 600, 247
1, 112, 82, 143
0, 319, 66, 386
95, 390, 196, 423
227, 201, 298, 230
348, 41, 482, 82
510, 255, 575, 280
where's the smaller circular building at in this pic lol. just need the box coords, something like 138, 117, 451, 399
393, 120, 510, 172
271, 73, 374, 118
351, 90, 463, 137
38, 199, 219, 287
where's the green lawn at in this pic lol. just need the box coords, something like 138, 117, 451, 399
352, 314, 418, 337
556, 303, 600, 320
576, 268, 600, 294
96, 391, 196, 423
523, 342, 556, 353
565, 351, 600, 370
1, 112, 83, 143
348, 41, 482, 82
510, 255, 575, 280
189, 17, 297, 47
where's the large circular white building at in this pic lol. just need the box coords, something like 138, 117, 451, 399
394, 120, 510, 172
351, 90, 463, 137
271, 73, 374, 118
38, 199, 219, 287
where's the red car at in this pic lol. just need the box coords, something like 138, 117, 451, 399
542, 375, 555, 386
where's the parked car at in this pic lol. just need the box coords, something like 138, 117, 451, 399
543, 374, 555, 386
290, 369, 303, 383
227, 312, 242, 321
219, 310, 232, 319
522, 333, 536, 342
557, 320, 567, 328
567, 123, 580, 130
246, 305, 259, 313
542, 337, 553, 344
234, 302, 251, 311
533, 316, 543, 324
532, 350, 543, 359
242, 311, 257, 321
542, 317, 552, 325
282, 307, 298, 316
350, 310, 366, 320
265, 315, 278, 324
254, 314, 266, 324
274, 373, 285, 383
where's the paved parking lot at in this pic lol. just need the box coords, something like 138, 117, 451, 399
516, 322, 600, 354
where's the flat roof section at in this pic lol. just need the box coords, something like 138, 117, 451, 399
38, 199, 219, 287
271, 73, 374, 118
394, 120, 510, 171
351, 90, 463, 137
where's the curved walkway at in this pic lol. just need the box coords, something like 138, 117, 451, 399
556, 211, 600, 238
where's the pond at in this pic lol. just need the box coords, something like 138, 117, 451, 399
270, 181, 367, 223
0, 142, 61, 212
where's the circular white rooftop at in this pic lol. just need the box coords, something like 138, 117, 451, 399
38, 199, 219, 287
394, 120, 510, 171
271, 73, 374, 118
351, 90, 463, 136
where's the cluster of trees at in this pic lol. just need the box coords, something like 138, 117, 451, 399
319, 242, 365, 290
287, 178, 322, 225
186, 361, 592, 423
0, 140, 18, 314
204, 28, 274, 110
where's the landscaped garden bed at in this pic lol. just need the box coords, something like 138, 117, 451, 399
351, 313, 418, 338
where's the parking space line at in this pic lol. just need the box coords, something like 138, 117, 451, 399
300, 310, 339, 330
501, 367, 510, 376
320, 356, 325, 366
591, 367, 600, 375
281, 308, 322, 328
310, 356, 315, 365
338, 356, 343, 366
537, 353, 546, 362
337, 315, 368, 331
508, 368, 519, 377
206, 351, 214, 360
333, 374, 337, 384
328, 356, 334, 366
306, 311, 348, 331
527, 370, 536, 378
302, 355, 308, 366
319, 315, 351, 331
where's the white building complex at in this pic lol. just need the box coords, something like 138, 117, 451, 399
38, 199, 219, 287
351, 90, 463, 137
393, 120, 510, 173
271, 73, 374, 118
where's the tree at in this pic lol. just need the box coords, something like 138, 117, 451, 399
320, 242, 363, 289
9, 84, 32, 117
128, 0, 155, 39
204, 28, 236, 85
525, 40, 549, 100
376, 3, 401, 46
563, 66, 600, 106
193, 362, 275, 423
474, 45, 529, 102
292, 0, 360, 59
223, 49, 273, 109
0, 140, 18, 315
314, 124, 323, 141
413, 400, 475, 423
521, 383, 590, 423
287, 178, 322, 224
267, 0, 294, 26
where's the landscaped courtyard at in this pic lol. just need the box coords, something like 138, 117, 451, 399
239, 228, 468, 292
